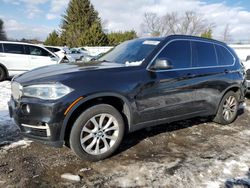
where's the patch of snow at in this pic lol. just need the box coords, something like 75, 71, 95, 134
79, 168, 91, 172
125, 60, 144, 66
204, 181, 220, 188
0, 81, 20, 144
61, 173, 81, 182
3, 139, 32, 150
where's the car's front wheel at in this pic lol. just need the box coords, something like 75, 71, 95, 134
213, 91, 239, 125
69, 104, 125, 161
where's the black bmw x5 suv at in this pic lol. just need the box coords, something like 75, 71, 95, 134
9, 35, 246, 161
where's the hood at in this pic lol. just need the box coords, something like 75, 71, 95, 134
14, 61, 125, 83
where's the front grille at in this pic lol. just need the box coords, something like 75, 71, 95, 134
246, 69, 250, 80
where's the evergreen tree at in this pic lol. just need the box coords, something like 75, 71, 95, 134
79, 22, 108, 46
0, 19, 7, 40
107, 31, 137, 45
44, 30, 61, 46
61, 0, 107, 47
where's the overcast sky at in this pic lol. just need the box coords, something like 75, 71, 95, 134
0, 0, 250, 43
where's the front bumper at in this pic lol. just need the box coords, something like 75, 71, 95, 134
8, 97, 65, 147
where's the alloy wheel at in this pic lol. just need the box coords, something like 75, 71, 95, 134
80, 113, 120, 155
222, 95, 237, 121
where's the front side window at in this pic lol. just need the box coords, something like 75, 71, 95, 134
154, 40, 191, 69
3, 43, 25, 54
192, 41, 217, 67
215, 45, 235, 66
26, 45, 51, 57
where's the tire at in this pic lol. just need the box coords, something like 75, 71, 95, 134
69, 104, 125, 161
0, 66, 6, 82
213, 91, 239, 125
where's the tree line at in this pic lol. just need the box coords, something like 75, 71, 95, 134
44, 0, 137, 47
0, 0, 233, 45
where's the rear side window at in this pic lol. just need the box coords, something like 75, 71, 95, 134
3, 43, 25, 54
192, 41, 217, 67
0, 43, 3, 52
215, 45, 235, 66
156, 40, 191, 69
26, 45, 51, 57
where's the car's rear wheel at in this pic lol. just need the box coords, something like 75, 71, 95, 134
0, 67, 6, 82
69, 104, 125, 161
213, 91, 239, 125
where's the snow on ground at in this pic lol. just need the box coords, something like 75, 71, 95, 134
0, 81, 27, 147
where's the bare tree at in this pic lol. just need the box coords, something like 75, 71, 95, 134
141, 12, 164, 36
141, 11, 215, 37
222, 24, 232, 43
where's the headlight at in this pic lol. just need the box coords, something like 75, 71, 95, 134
23, 83, 73, 100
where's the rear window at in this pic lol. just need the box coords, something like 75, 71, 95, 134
0, 43, 3, 53
215, 45, 235, 66
192, 41, 217, 67
3, 43, 25, 54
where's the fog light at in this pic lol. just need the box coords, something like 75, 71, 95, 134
22, 104, 31, 114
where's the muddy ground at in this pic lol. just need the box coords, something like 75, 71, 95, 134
0, 89, 250, 187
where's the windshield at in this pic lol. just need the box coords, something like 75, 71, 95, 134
99, 38, 163, 65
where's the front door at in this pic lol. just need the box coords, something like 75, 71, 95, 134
135, 40, 201, 124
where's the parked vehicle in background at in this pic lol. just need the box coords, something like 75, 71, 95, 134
0, 41, 62, 81
67, 48, 88, 61
77, 47, 89, 55
243, 56, 250, 93
44, 46, 75, 63
9, 35, 246, 161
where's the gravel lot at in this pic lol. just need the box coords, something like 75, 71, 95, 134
0, 81, 250, 188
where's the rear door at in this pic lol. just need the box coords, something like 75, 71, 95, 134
25, 45, 59, 70
1, 43, 29, 73
191, 41, 233, 115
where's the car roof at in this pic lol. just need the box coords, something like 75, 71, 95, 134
0, 40, 44, 46
166, 35, 227, 46
132, 35, 226, 46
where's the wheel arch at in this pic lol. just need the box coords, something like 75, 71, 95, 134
215, 84, 242, 113
60, 92, 133, 143
0, 63, 9, 78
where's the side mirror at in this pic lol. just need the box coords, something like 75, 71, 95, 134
151, 58, 173, 70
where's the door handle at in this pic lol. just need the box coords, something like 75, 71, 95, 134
224, 69, 229, 74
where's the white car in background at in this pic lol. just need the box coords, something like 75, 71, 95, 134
67, 48, 89, 61
44, 46, 75, 63
0, 41, 62, 81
